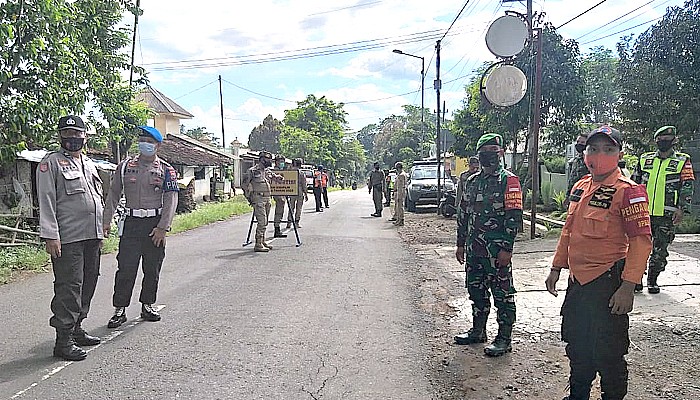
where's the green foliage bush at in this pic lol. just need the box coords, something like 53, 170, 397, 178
543, 156, 567, 174
676, 215, 700, 234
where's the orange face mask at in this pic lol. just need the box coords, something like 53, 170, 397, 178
584, 153, 619, 176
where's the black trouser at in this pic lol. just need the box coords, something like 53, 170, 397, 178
49, 239, 101, 331
113, 216, 165, 307
313, 187, 323, 211
322, 187, 329, 207
561, 260, 629, 400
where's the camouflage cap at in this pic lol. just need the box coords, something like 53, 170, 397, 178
654, 125, 676, 139
476, 133, 504, 151
586, 125, 622, 149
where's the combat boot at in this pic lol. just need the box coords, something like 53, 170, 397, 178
262, 234, 273, 249
72, 321, 100, 346
141, 303, 161, 322
647, 271, 660, 294
254, 237, 269, 252
54, 330, 87, 361
484, 324, 513, 357
274, 226, 287, 238
634, 283, 643, 293
454, 315, 488, 345
107, 307, 127, 328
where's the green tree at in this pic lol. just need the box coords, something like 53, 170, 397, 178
248, 114, 282, 152
0, 0, 147, 164
617, 0, 700, 150
581, 46, 621, 124
181, 125, 220, 147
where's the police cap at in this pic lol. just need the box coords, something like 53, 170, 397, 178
654, 125, 676, 139
58, 115, 86, 132
138, 126, 163, 142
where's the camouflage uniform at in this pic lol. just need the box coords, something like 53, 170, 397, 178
457, 165, 523, 334
567, 153, 589, 197
631, 149, 694, 277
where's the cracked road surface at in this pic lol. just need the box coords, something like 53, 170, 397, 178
0, 190, 444, 400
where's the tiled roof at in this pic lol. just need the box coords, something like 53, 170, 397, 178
136, 86, 194, 118
158, 134, 234, 166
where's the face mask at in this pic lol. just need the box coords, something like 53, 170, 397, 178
278, 162, 286, 169
375, 166, 380, 171
656, 139, 674, 152
60, 137, 84, 152
138, 142, 157, 156
584, 153, 619, 176
575, 143, 586, 154
478, 151, 500, 168
261, 158, 272, 168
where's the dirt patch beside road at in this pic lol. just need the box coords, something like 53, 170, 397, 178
397, 210, 700, 400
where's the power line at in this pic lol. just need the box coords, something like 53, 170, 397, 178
173, 80, 218, 100
221, 79, 297, 103
581, 16, 663, 45
441, 1, 472, 40
556, 0, 608, 29
575, 0, 658, 40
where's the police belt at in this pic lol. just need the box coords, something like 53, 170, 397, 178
125, 208, 162, 218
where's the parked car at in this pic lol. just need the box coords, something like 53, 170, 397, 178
405, 163, 455, 212
300, 168, 314, 192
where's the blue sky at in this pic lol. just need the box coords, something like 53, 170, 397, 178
131, 0, 683, 148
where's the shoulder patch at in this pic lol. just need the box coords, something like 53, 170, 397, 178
621, 185, 651, 237
504, 175, 522, 210
681, 158, 695, 181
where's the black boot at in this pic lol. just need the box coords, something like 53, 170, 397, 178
274, 227, 287, 238
141, 303, 161, 322
454, 315, 488, 345
647, 272, 660, 294
72, 323, 101, 346
54, 330, 87, 361
484, 324, 513, 357
634, 283, 643, 293
107, 307, 127, 328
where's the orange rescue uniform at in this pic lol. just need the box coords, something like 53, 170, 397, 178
553, 169, 652, 284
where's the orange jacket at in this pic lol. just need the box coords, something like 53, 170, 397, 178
314, 171, 327, 188
552, 169, 652, 285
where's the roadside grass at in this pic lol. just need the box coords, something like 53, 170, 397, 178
0, 195, 252, 285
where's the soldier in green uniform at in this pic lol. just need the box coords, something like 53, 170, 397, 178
567, 132, 590, 197
454, 133, 523, 357
631, 126, 695, 293
455, 156, 480, 216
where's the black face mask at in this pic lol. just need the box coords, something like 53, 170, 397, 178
261, 158, 272, 168
656, 139, 674, 152
478, 151, 500, 168
575, 143, 586, 154
61, 137, 84, 152
375, 166, 380, 171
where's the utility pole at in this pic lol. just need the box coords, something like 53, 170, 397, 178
128, 0, 140, 87
529, 29, 543, 239
219, 75, 225, 150
435, 40, 442, 207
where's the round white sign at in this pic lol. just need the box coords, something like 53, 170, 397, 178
485, 15, 529, 58
482, 63, 527, 107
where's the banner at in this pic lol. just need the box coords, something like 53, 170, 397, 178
270, 170, 299, 196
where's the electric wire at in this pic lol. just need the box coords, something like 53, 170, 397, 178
575, 0, 658, 40
441, 1, 472, 41
556, 0, 608, 29
576, 0, 672, 44
173, 80, 218, 100
581, 16, 663, 45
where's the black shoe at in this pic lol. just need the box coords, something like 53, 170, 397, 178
648, 274, 660, 294
274, 227, 287, 238
325, 205, 329, 208
454, 329, 487, 345
107, 307, 127, 328
371, 213, 381, 217
141, 304, 161, 322
634, 283, 643, 293
53, 341, 87, 361
484, 336, 512, 357
72, 327, 101, 346
648, 284, 660, 294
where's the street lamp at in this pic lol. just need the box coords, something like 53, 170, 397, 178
392, 49, 425, 158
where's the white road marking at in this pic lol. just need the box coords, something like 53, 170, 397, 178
10, 305, 165, 399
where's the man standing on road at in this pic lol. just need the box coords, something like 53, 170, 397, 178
272, 154, 288, 238
631, 125, 694, 294
313, 165, 325, 212
242, 151, 281, 252
321, 166, 330, 208
454, 133, 523, 357
287, 158, 308, 228
455, 156, 480, 214
391, 162, 407, 226
368, 162, 385, 217
545, 126, 652, 400
567, 132, 590, 197
37, 115, 103, 361
103, 126, 179, 328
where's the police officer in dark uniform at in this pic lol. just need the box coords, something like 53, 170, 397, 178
103, 126, 179, 328
37, 115, 103, 361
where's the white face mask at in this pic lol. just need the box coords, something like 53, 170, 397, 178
138, 141, 157, 156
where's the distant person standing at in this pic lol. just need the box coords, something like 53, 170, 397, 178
313, 165, 325, 212
321, 166, 330, 208
454, 133, 523, 357
631, 125, 694, 293
103, 126, 179, 328
287, 158, 308, 228
384, 169, 392, 207
567, 132, 590, 197
455, 156, 480, 212
392, 162, 407, 226
37, 115, 103, 361
242, 151, 282, 252
272, 154, 288, 238
368, 162, 385, 217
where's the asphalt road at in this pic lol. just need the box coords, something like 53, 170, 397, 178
0, 190, 440, 400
